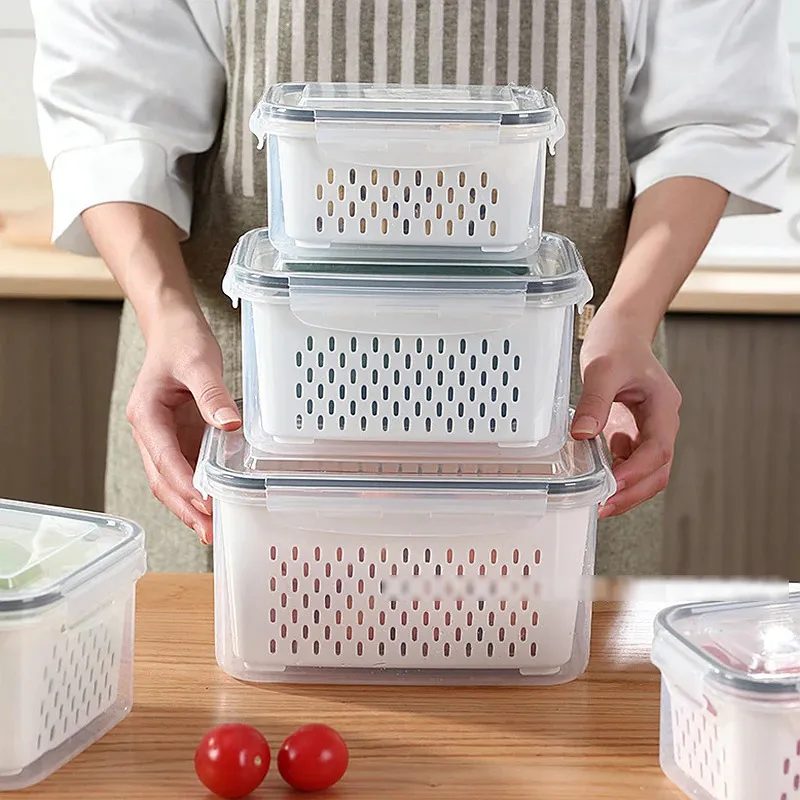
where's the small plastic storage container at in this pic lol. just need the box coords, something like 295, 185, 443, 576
0, 499, 145, 790
224, 228, 592, 458
250, 83, 564, 258
194, 414, 615, 686
652, 595, 800, 800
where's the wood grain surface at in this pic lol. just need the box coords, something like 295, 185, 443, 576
15, 574, 689, 799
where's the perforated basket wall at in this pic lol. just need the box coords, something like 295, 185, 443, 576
271, 135, 545, 252
0, 591, 131, 779
242, 295, 571, 452
661, 677, 800, 800
213, 498, 595, 684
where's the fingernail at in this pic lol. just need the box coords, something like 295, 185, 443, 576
192, 498, 211, 516
213, 409, 241, 427
599, 503, 615, 518
194, 524, 210, 545
614, 479, 627, 492
572, 416, 598, 437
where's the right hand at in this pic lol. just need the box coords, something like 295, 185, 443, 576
126, 308, 241, 544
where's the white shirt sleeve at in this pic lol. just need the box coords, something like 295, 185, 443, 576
624, 0, 798, 216
30, 0, 227, 257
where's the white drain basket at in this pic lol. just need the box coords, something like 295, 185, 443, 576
0, 499, 145, 790
224, 228, 592, 458
250, 83, 564, 259
194, 416, 615, 686
652, 596, 800, 800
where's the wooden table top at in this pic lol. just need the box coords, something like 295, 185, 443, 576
11, 573, 714, 799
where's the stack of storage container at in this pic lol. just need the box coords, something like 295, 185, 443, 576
194, 83, 616, 687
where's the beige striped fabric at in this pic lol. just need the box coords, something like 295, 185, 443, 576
221, 0, 630, 213
105, 0, 668, 577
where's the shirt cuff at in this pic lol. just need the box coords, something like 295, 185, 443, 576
50, 139, 193, 257
630, 125, 795, 218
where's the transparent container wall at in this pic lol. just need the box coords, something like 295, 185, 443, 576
197, 397, 613, 686
0, 583, 137, 791
654, 596, 800, 800
254, 82, 563, 260
0, 506, 123, 596
240, 289, 574, 457
658, 675, 800, 800
0, 500, 143, 791
665, 599, 800, 679
212, 488, 598, 687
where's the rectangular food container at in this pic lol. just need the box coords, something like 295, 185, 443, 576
0, 499, 145, 790
224, 228, 592, 458
250, 83, 564, 259
193, 414, 615, 686
652, 595, 800, 800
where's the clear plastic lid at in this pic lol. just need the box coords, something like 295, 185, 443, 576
223, 228, 593, 310
194, 404, 615, 507
654, 595, 800, 695
252, 82, 562, 133
0, 499, 144, 613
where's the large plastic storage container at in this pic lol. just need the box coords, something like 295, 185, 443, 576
652, 595, 800, 800
194, 413, 615, 686
250, 83, 564, 259
224, 228, 592, 458
0, 499, 145, 790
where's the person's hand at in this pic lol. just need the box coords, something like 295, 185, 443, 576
125, 307, 241, 544
571, 308, 681, 518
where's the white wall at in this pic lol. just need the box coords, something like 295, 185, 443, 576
785, 0, 800, 35
0, 0, 39, 157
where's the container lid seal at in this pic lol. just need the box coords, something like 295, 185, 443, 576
222, 229, 593, 311
194, 403, 615, 506
252, 82, 562, 130
654, 595, 800, 697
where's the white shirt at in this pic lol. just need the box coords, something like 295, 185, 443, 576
29, 0, 798, 258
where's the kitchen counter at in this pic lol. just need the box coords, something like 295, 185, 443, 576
2, 157, 800, 311
18, 572, 758, 800
673, 179, 800, 313
0, 158, 121, 300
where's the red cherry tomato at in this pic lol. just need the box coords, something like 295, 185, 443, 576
194, 723, 270, 799
702, 643, 750, 671
277, 724, 349, 792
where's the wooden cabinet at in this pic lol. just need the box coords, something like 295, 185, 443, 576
0, 299, 120, 511
664, 313, 800, 578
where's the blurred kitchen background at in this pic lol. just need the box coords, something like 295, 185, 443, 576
1, 1, 799, 577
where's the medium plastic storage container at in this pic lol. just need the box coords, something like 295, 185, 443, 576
193, 414, 615, 686
250, 83, 564, 259
224, 228, 592, 458
0, 498, 145, 790
652, 595, 800, 800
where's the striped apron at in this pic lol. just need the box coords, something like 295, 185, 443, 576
105, 0, 667, 575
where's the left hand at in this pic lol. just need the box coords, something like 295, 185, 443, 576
571, 308, 682, 518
